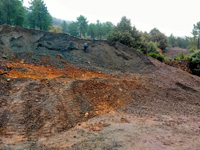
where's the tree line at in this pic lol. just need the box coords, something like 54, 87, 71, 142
0, 0, 169, 62
50, 16, 114, 41
0, 0, 52, 30
0, 1, 199, 53
0, 0, 199, 75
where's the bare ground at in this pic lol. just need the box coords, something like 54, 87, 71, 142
164, 47, 190, 58
0, 25, 200, 150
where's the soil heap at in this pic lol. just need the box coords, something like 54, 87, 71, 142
0, 25, 200, 150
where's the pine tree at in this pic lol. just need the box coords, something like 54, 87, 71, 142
28, 0, 52, 31
68, 21, 79, 37
77, 15, 88, 37
88, 23, 97, 40
0, 0, 25, 26
61, 21, 68, 33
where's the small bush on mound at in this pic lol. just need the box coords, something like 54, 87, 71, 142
189, 51, 200, 76
146, 41, 160, 54
146, 42, 165, 62
148, 53, 165, 62
174, 51, 187, 60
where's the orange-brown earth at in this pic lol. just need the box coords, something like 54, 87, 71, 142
0, 25, 200, 150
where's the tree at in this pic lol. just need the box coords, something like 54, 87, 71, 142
101, 21, 114, 39
190, 51, 200, 76
107, 31, 135, 47
149, 28, 160, 36
0, 0, 25, 26
61, 21, 68, 33
68, 21, 79, 37
150, 28, 168, 50
107, 16, 144, 51
77, 15, 88, 37
88, 23, 97, 40
146, 41, 159, 54
141, 32, 152, 43
188, 26, 199, 51
116, 16, 132, 33
168, 34, 177, 47
95, 20, 104, 40
192, 22, 200, 49
107, 16, 134, 44
87, 21, 114, 40
28, 0, 52, 31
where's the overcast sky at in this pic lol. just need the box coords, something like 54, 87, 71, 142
23, 0, 200, 37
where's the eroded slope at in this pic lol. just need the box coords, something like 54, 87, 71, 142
0, 25, 200, 150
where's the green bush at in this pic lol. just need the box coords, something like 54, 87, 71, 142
174, 51, 186, 60
146, 41, 160, 54
189, 51, 200, 76
148, 53, 165, 62
107, 31, 135, 47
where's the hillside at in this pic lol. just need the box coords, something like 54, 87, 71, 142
164, 47, 190, 58
0, 25, 200, 150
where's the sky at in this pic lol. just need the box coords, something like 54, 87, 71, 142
23, 0, 200, 37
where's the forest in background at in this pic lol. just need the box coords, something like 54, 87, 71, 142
0, 0, 200, 75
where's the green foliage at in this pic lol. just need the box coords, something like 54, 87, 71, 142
187, 45, 197, 53
28, 0, 52, 31
95, 20, 104, 40
116, 16, 132, 33
77, 15, 88, 37
150, 28, 168, 50
103, 21, 114, 35
0, 0, 25, 26
168, 34, 177, 47
190, 22, 200, 50
88, 23, 97, 40
148, 53, 165, 62
174, 51, 186, 60
141, 32, 152, 43
107, 31, 135, 47
146, 41, 159, 54
107, 17, 168, 57
61, 21, 68, 33
88, 21, 114, 40
176, 37, 190, 49
107, 16, 137, 48
68, 21, 79, 37
189, 51, 200, 76
67, 19, 113, 39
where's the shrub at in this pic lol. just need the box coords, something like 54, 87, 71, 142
146, 41, 160, 54
189, 51, 200, 76
174, 51, 186, 60
148, 53, 165, 62
107, 31, 135, 47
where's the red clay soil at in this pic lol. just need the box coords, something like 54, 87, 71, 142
0, 25, 200, 150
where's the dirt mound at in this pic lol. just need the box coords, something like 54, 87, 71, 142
165, 59, 192, 73
0, 25, 153, 74
164, 47, 190, 58
0, 25, 200, 150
